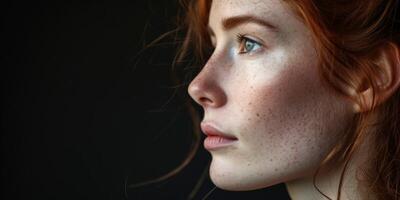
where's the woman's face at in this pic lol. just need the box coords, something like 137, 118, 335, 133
188, 0, 354, 191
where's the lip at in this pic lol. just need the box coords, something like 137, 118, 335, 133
201, 122, 238, 150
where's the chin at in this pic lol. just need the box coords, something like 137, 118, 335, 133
209, 162, 281, 192
210, 175, 255, 191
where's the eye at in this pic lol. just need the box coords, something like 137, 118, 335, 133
236, 34, 262, 54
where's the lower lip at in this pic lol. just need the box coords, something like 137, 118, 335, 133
204, 136, 238, 150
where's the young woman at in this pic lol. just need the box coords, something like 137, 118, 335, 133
175, 0, 400, 199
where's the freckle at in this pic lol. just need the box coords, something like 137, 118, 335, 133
256, 113, 260, 117
248, 102, 252, 105
269, 158, 273, 162
248, 117, 251, 121
274, 168, 278, 172
247, 163, 251, 166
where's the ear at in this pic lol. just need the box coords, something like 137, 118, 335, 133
352, 42, 400, 113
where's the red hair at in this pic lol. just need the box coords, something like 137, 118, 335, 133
282, 1, 400, 199
132, 0, 400, 199
177, 0, 400, 199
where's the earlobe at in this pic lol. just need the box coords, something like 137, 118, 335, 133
352, 42, 400, 113
352, 88, 372, 113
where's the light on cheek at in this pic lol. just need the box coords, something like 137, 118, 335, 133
229, 46, 238, 60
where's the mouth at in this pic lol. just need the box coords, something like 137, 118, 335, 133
200, 122, 238, 150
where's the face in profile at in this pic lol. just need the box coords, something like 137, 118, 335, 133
188, 0, 355, 191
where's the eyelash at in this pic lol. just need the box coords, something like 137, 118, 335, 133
235, 33, 263, 54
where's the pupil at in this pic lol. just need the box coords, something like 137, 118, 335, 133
245, 41, 254, 51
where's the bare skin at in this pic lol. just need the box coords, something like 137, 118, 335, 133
187, 0, 378, 199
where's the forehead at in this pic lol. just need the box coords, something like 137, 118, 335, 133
209, 0, 289, 23
208, 0, 311, 43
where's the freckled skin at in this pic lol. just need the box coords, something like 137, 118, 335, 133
188, 0, 354, 192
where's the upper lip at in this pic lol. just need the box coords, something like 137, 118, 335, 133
200, 122, 237, 140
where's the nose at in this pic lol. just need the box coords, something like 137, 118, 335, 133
187, 67, 227, 108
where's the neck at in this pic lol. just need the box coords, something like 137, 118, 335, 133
285, 133, 376, 200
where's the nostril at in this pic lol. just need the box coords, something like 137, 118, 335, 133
199, 97, 213, 104
187, 74, 227, 108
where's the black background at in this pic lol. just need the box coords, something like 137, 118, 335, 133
2, 1, 290, 199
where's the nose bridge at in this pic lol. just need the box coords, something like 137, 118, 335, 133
197, 50, 229, 83
187, 53, 227, 108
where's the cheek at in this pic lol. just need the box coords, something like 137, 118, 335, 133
231, 60, 352, 177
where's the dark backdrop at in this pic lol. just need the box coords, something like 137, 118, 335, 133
2, 1, 290, 199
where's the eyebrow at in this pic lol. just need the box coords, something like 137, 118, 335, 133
222, 15, 278, 31
207, 15, 278, 37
